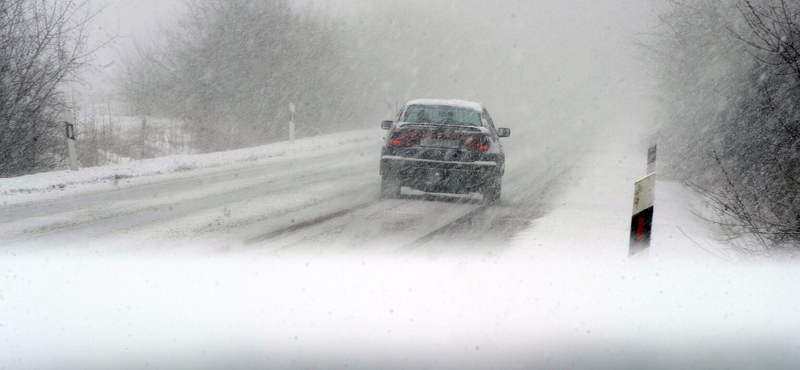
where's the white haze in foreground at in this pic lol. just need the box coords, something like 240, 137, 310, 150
2, 116, 799, 369
6, 1, 798, 369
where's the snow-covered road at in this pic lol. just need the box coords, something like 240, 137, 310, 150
0, 116, 591, 255
3, 113, 800, 370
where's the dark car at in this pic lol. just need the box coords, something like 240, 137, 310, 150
379, 99, 511, 202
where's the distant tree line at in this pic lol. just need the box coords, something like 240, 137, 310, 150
652, 0, 800, 253
2, 0, 544, 176
118, 0, 374, 152
0, 0, 90, 177
116, 0, 546, 153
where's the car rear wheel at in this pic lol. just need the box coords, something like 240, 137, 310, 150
381, 177, 401, 198
483, 179, 501, 204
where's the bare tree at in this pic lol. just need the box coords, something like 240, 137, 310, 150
0, 0, 93, 176
652, 0, 800, 253
117, 0, 362, 153
719, 0, 800, 249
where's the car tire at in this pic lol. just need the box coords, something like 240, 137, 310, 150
483, 178, 501, 204
381, 177, 401, 198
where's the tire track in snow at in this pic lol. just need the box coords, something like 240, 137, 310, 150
242, 198, 383, 245
0, 153, 376, 248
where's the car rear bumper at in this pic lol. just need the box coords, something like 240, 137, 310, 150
380, 155, 501, 193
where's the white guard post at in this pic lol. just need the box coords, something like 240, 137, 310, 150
629, 133, 657, 256
62, 111, 79, 171
289, 102, 296, 144
629, 173, 655, 255
647, 132, 657, 174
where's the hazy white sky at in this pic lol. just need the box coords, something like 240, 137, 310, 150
82, 0, 370, 95
88, 0, 367, 57
81, 0, 656, 103
79, 0, 185, 97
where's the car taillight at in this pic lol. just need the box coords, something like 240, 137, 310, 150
390, 131, 419, 147
466, 136, 490, 152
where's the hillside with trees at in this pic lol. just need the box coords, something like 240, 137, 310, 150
117, 0, 371, 152
0, 0, 91, 176
651, 0, 800, 252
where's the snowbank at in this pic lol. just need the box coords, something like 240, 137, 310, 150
3, 115, 800, 370
0, 128, 381, 203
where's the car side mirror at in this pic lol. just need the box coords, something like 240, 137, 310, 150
381, 120, 394, 130
497, 128, 511, 138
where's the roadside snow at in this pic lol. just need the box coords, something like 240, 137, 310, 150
509, 112, 733, 261
0, 128, 382, 205
0, 109, 745, 259
3, 114, 800, 370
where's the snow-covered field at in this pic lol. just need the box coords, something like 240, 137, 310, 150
2, 124, 799, 369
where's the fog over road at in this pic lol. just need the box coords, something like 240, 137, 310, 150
13, 0, 650, 255
10, 2, 800, 369
0, 113, 595, 255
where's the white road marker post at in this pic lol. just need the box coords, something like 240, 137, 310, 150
629, 173, 655, 255
63, 111, 79, 171
289, 102, 296, 144
629, 133, 657, 256
647, 132, 657, 175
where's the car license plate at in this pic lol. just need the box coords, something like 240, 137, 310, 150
420, 138, 460, 148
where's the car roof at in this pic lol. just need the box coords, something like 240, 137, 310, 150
405, 99, 484, 113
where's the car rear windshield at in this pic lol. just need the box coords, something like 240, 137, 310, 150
402, 105, 481, 127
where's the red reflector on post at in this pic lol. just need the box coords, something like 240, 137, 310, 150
637, 216, 645, 243
629, 173, 655, 256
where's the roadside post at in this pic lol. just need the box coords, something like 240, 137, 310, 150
63, 111, 79, 171
647, 133, 657, 174
289, 102, 296, 144
629, 133, 657, 255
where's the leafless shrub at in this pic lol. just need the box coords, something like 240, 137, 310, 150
0, 0, 94, 177
116, 0, 364, 154
652, 0, 800, 252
